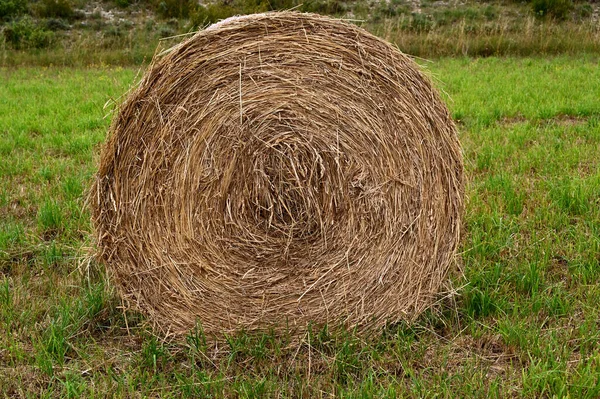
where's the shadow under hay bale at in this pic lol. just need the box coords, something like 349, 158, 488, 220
91, 12, 464, 339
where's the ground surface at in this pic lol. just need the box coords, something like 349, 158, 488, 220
1, 57, 600, 397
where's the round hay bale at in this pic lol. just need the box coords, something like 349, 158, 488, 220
91, 12, 464, 337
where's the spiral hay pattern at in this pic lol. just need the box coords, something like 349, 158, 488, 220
91, 12, 464, 337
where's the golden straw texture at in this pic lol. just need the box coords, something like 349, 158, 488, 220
91, 12, 464, 337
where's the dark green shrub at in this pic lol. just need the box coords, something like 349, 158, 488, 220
113, 0, 132, 8
265, 0, 297, 10
575, 3, 593, 20
0, 0, 27, 21
27, 28, 54, 48
155, 0, 196, 18
531, 0, 573, 20
189, 3, 236, 27
44, 18, 70, 31
37, 0, 75, 20
3, 16, 55, 49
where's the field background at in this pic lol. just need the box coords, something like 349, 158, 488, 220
1, 0, 600, 397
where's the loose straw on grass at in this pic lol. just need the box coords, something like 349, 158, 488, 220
91, 12, 464, 338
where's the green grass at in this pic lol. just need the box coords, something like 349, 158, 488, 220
1, 57, 599, 397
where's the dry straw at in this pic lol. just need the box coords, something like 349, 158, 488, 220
91, 12, 464, 338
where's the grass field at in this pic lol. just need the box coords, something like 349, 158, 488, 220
1, 57, 600, 397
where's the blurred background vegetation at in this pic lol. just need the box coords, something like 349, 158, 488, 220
0, 0, 598, 64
